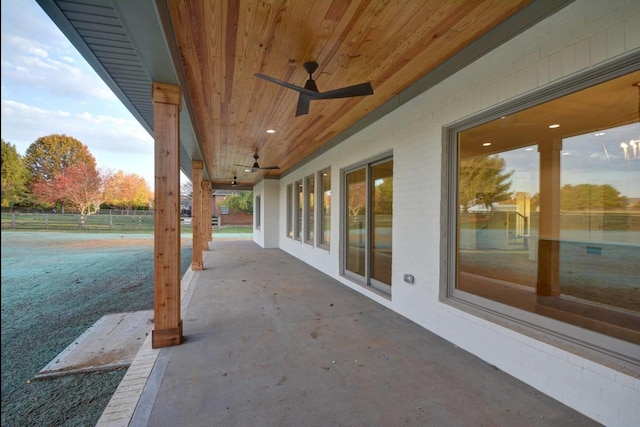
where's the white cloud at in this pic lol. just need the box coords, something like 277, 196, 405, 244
1, 0, 155, 189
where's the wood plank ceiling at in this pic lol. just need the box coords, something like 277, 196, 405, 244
166, 0, 533, 189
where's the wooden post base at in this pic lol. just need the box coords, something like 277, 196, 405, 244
152, 321, 183, 348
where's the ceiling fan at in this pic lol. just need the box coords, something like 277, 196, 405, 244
231, 176, 238, 186
254, 61, 374, 117
234, 154, 280, 173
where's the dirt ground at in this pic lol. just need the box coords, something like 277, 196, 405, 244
1, 231, 193, 427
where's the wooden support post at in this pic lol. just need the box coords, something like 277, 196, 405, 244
537, 138, 562, 296
191, 161, 204, 270
151, 81, 183, 348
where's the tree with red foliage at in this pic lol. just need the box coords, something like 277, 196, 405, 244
33, 163, 106, 216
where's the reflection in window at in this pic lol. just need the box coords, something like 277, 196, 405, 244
255, 195, 261, 229
345, 168, 367, 277
319, 168, 331, 248
344, 158, 393, 294
305, 175, 315, 244
294, 180, 303, 241
286, 184, 293, 238
454, 72, 640, 351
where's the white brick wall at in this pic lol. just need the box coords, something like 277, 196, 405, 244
267, 1, 640, 425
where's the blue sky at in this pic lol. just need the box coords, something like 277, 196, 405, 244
1, 0, 157, 189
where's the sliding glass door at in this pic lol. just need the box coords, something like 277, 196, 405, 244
344, 158, 393, 293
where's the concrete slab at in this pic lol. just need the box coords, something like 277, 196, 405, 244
35, 310, 153, 379
131, 241, 601, 427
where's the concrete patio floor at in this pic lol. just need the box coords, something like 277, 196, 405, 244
99, 239, 601, 427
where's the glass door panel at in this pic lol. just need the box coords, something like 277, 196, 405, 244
371, 160, 393, 286
346, 168, 367, 277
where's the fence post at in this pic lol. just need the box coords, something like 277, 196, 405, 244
12, 213, 16, 229
45, 214, 48, 230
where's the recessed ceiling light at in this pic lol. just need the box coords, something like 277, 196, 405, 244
549, 124, 560, 129
525, 147, 534, 151
482, 142, 492, 146
266, 129, 275, 134
594, 132, 605, 136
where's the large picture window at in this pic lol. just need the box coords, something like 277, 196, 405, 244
445, 66, 640, 367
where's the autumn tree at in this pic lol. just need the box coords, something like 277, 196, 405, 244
1, 139, 30, 207
458, 155, 514, 212
347, 172, 366, 221
560, 184, 628, 210
32, 163, 105, 216
103, 170, 153, 210
23, 134, 97, 212
24, 134, 97, 183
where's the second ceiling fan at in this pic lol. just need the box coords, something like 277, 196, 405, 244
235, 154, 280, 173
254, 61, 374, 117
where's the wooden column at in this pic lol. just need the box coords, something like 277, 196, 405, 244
202, 180, 212, 250
151, 81, 183, 348
537, 138, 562, 296
191, 160, 203, 270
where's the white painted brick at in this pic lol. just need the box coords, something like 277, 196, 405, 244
548, 49, 564, 82
573, 38, 591, 70
620, 378, 640, 404
583, 358, 617, 382
618, 402, 640, 427
607, 24, 627, 58
590, 29, 609, 65
625, 12, 640, 49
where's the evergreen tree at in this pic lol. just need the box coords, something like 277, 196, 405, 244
459, 154, 514, 212
1, 139, 30, 207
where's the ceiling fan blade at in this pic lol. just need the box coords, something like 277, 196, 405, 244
296, 94, 311, 116
254, 73, 318, 97
234, 163, 251, 168
259, 165, 280, 170
314, 82, 374, 100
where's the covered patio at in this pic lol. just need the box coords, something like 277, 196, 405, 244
97, 239, 598, 427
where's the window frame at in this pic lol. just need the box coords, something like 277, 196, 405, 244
441, 55, 640, 371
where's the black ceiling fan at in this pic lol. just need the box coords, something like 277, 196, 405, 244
234, 154, 280, 173
231, 176, 238, 186
254, 61, 374, 117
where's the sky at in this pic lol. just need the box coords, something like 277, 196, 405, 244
1, 0, 158, 189
500, 122, 640, 199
